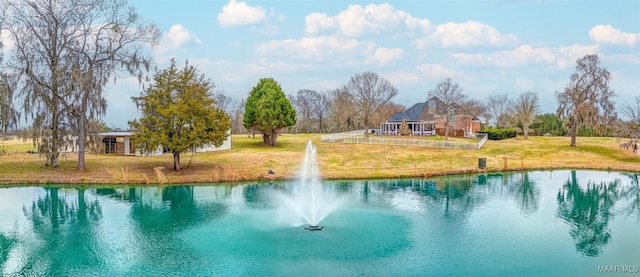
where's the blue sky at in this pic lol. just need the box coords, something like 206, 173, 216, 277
99, 0, 639, 128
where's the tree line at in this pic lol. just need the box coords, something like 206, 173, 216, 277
1, 0, 638, 172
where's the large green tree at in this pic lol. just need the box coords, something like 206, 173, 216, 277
243, 78, 296, 146
531, 113, 565, 136
129, 60, 230, 171
556, 54, 615, 147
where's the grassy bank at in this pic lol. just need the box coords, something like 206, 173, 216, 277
0, 134, 638, 185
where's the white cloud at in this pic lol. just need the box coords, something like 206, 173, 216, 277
304, 3, 432, 37
452, 44, 598, 68
155, 24, 201, 54
270, 8, 286, 22
382, 71, 423, 87
413, 21, 518, 48
243, 61, 311, 74
257, 36, 375, 62
416, 63, 457, 79
257, 25, 280, 36
589, 25, 640, 47
217, 0, 266, 27
368, 47, 405, 66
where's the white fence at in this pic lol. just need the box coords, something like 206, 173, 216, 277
320, 129, 368, 142
476, 133, 489, 150
321, 130, 488, 150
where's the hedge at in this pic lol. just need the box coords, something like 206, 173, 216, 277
478, 127, 518, 140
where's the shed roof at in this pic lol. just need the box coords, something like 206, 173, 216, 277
99, 132, 132, 136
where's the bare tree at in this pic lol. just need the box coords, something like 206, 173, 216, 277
620, 96, 640, 139
556, 54, 615, 147
292, 89, 317, 133
372, 101, 405, 128
3, 0, 159, 169
346, 72, 398, 137
487, 94, 512, 127
213, 90, 233, 116
328, 87, 358, 132
229, 98, 248, 134
291, 89, 332, 133
513, 91, 541, 139
458, 98, 486, 135
428, 78, 467, 140
314, 92, 331, 133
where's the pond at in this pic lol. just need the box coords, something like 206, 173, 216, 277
0, 170, 639, 276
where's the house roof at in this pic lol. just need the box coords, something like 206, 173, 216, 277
389, 102, 427, 121
387, 96, 444, 122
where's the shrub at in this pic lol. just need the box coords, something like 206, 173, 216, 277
478, 127, 518, 140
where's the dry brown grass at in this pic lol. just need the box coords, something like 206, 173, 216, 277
0, 134, 637, 185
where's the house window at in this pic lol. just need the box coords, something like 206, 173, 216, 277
103, 137, 116, 154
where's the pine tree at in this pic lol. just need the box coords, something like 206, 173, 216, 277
243, 78, 296, 146
129, 60, 230, 171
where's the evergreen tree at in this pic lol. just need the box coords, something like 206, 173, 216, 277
129, 60, 230, 171
399, 118, 411, 136
243, 78, 296, 146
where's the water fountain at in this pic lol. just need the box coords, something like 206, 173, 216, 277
275, 140, 343, 231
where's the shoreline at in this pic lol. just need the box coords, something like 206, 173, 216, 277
0, 165, 638, 187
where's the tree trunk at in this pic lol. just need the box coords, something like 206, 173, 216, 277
364, 120, 370, 138
50, 112, 60, 167
77, 115, 86, 171
570, 117, 577, 147
444, 123, 450, 141
173, 152, 181, 171
523, 126, 529, 139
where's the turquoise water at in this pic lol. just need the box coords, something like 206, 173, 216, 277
0, 170, 639, 276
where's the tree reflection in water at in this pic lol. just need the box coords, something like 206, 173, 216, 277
508, 172, 540, 216
557, 171, 619, 257
128, 185, 229, 272
0, 231, 17, 271
19, 188, 103, 275
619, 173, 640, 223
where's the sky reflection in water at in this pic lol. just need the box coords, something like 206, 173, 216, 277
0, 170, 638, 276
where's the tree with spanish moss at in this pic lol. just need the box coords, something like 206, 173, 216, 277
129, 60, 230, 171
556, 54, 615, 147
2, 0, 159, 169
0, 73, 19, 141
243, 78, 296, 146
